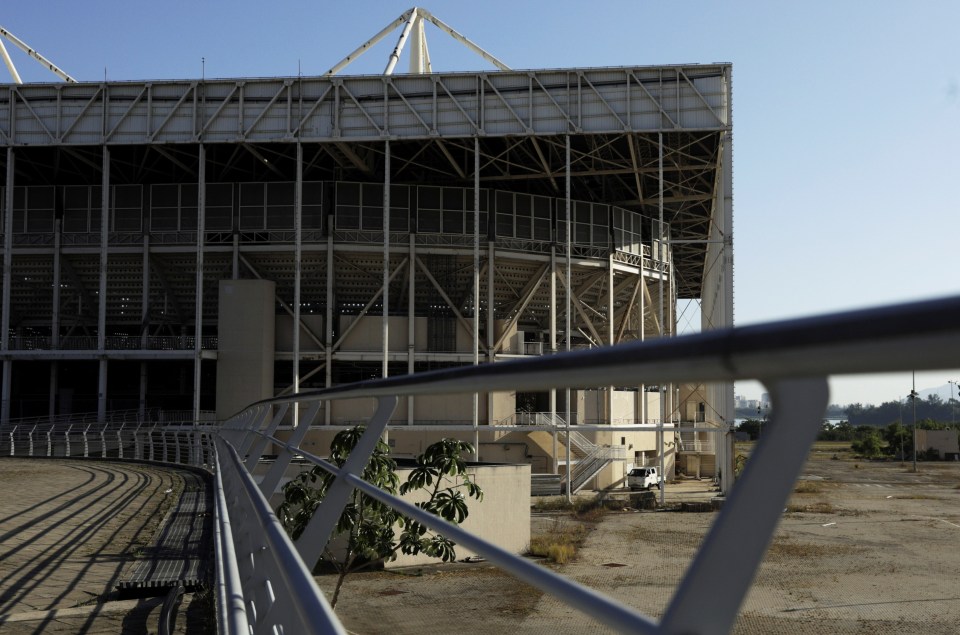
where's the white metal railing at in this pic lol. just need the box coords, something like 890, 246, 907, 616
498, 411, 569, 426
678, 436, 716, 454
6, 295, 959, 634
209, 294, 958, 634
6, 335, 219, 351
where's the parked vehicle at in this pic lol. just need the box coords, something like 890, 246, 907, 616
627, 467, 662, 490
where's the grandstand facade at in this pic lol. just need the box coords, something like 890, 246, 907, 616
0, 65, 733, 485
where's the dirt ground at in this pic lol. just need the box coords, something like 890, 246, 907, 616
322, 447, 960, 634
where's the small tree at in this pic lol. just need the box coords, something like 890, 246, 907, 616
851, 429, 883, 458
277, 428, 482, 608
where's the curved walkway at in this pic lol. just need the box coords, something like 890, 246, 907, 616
0, 458, 208, 634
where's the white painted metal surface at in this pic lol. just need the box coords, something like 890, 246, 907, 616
0, 24, 76, 83
0, 66, 729, 145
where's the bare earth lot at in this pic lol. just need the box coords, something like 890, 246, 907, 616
324, 448, 960, 634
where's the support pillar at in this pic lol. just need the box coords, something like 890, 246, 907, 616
407, 233, 415, 425
550, 245, 557, 473
50, 219, 61, 419
140, 233, 150, 420
658, 131, 666, 504
564, 134, 572, 501
293, 142, 303, 426
486, 240, 494, 423
382, 140, 391, 447
192, 144, 206, 423
607, 253, 615, 422
472, 137, 480, 458
48, 363, 58, 420
324, 227, 334, 425
97, 147, 110, 424
2, 147, 13, 423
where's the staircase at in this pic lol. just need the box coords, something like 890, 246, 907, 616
557, 429, 625, 494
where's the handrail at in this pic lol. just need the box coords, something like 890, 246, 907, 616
250, 295, 959, 405
7, 295, 959, 634
209, 294, 959, 634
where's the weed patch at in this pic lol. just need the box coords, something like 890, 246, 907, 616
786, 501, 837, 514
793, 481, 824, 494
528, 520, 589, 564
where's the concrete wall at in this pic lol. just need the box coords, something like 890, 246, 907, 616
322, 391, 514, 427
579, 388, 637, 423
216, 280, 276, 420
336, 315, 481, 354
338, 316, 426, 352
263, 440, 530, 567
916, 429, 960, 457
389, 462, 530, 567
275, 314, 325, 352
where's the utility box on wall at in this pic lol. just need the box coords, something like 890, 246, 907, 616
216, 280, 276, 420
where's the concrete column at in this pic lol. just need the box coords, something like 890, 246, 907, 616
720, 122, 735, 494
97, 147, 110, 424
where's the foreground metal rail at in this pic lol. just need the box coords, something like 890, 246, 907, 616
6, 296, 957, 634
209, 294, 960, 635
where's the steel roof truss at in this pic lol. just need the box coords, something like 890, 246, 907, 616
241, 82, 290, 140
197, 84, 240, 140
11, 88, 55, 142
147, 83, 197, 143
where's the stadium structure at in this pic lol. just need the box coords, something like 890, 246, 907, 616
0, 9, 733, 491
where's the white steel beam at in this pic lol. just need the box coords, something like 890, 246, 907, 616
293, 142, 303, 426
0, 25, 76, 83
193, 145, 206, 424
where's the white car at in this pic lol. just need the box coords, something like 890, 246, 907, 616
627, 467, 662, 490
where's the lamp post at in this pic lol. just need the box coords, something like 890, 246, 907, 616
910, 371, 918, 472
897, 398, 905, 462
948, 379, 958, 428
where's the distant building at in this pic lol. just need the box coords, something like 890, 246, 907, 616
915, 430, 960, 459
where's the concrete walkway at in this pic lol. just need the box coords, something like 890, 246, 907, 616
0, 458, 210, 634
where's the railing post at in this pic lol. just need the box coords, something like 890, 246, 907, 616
258, 401, 323, 499
661, 377, 829, 635
294, 395, 398, 569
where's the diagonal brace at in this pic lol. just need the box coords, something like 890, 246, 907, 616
660, 376, 829, 635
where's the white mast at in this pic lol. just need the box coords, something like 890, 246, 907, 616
0, 24, 76, 83
326, 6, 509, 76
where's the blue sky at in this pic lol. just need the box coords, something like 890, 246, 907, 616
3, 1, 959, 406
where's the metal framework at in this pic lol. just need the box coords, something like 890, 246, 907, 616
0, 62, 733, 493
